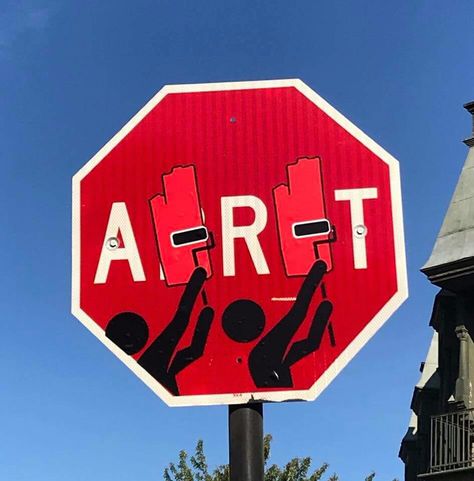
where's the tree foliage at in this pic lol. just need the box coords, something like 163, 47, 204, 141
164, 435, 397, 481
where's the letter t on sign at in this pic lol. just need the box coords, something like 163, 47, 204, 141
334, 188, 378, 269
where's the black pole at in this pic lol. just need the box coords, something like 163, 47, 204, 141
228, 403, 264, 481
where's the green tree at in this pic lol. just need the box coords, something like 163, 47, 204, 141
164, 435, 396, 481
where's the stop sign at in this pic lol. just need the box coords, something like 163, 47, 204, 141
72, 79, 407, 406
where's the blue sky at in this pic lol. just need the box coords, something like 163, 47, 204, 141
1, 1, 474, 479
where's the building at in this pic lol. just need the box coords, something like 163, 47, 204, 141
399, 101, 474, 480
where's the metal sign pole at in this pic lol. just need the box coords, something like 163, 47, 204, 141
229, 403, 264, 481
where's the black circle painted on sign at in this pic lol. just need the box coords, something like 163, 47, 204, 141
222, 300, 265, 343
106, 312, 149, 355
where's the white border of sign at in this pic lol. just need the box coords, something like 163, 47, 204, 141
72, 79, 408, 407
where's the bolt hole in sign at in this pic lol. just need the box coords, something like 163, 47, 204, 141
72, 79, 408, 407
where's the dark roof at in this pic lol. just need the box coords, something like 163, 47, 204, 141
422, 103, 474, 287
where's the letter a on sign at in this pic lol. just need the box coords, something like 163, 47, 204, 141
94, 202, 146, 284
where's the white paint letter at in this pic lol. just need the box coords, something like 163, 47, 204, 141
159, 263, 165, 280
94, 202, 146, 284
221, 195, 270, 276
334, 188, 378, 269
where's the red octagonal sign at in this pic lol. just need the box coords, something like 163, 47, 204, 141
72, 80, 407, 406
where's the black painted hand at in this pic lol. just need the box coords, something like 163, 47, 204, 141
106, 267, 214, 396
248, 260, 333, 388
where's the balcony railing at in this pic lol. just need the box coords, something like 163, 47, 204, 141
430, 408, 474, 472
